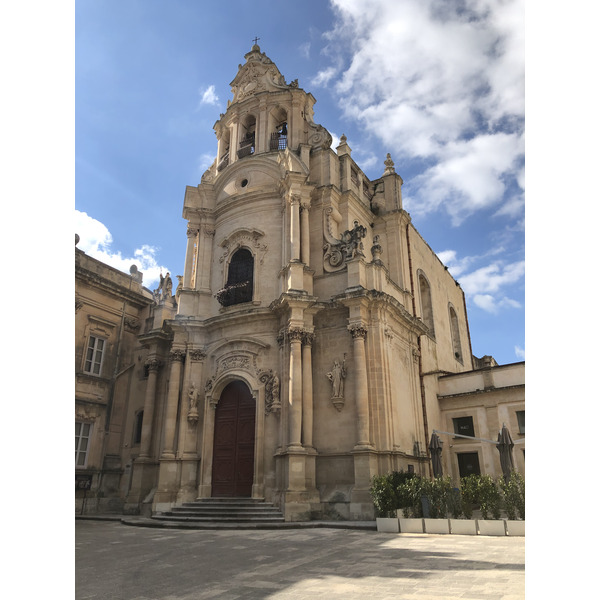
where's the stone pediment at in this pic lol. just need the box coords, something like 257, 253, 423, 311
229, 44, 298, 105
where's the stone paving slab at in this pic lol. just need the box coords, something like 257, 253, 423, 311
76, 521, 524, 599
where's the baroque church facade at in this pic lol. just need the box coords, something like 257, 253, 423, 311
75, 45, 524, 520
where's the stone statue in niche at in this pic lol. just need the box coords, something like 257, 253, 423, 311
327, 355, 347, 411
187, 383, 199, 423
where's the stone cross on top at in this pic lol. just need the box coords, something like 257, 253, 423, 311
252, 36, 260, 46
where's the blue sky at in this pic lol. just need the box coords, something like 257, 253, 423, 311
74, 0, 525, 365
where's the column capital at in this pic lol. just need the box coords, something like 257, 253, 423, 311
189, 348, 207, 362
187, 225, 200, 238
287, 326, 305, 343
144, 357, 162, 372
302, 331, 315, 347
348, 323, 368, 340
169, 349, 186, 363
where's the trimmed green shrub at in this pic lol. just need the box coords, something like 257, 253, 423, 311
397, 475, 425, 518
370, 471, 419, 518
478, 475, 502, 520
500, 471, 525, 520
459, 474, 480, 519
370, 474, 397, 518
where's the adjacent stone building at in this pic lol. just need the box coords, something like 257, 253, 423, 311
75, 45, 524, 520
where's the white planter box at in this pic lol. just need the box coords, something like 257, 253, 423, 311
423, 518, 451, 534
506, 520, 525, 536
478, 519, 507, 536
450, 519, 478, 535
399, 518, 424, 533
376, 517, 400, 533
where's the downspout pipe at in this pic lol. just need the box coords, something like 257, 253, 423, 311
406, 223, 432, 478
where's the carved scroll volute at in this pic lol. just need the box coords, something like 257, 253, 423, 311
259, 369, 281, 414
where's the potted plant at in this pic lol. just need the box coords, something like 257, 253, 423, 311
447, 482, 477, 535
477, 475, 506, 536
397, 475, 424, 533
422, 477, 451, 534
370, 474, 400, 532
500, 472, 525, 536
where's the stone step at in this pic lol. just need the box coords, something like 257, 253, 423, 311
152, 514, 285, 523
169, 509, 283, 517
153, 497, 285, 524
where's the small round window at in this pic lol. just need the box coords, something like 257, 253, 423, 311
240, 178, 249, 187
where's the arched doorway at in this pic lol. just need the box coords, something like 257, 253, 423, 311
211, 380, 256, 497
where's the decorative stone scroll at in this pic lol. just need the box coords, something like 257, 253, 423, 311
327, 354, 347, 412
323, 219, 368, 273
123, 317, 140, 333
259, 369, 281, 414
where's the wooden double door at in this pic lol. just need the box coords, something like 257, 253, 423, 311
211, 381, 256, 497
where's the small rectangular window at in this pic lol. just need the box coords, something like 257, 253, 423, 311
76, 421, 92, 467
453, 416, 475, 438
516, 410, 525, 434
84, 335, 105, 375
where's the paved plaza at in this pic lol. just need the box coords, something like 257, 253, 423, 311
75, 520, 524, 599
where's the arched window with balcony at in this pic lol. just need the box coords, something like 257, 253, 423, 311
418, 271, 435, 338
217, 248, 254, 307
238, 115, 256, 158
269, 106, 288, 151
449, 304, 463, 362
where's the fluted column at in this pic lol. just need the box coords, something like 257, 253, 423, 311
288, 327, 303, 448
302, 331, 314, 448
289, 194, 301, 262
161, 349, 186, 458
139, 356, 162, 459
349, 324, 371, 448
300, 202, 310, 266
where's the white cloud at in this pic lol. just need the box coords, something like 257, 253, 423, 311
322, 0, 524, 222
299, 41, 311, 59
75, 210, 170, 290
459, 260, 524, 296
514, 345, 525, 360
198, 152, 216, 174
310, 67, 337, 87
199, 84, 219, 106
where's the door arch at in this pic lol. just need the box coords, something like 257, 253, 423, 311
211, 380, 256, 497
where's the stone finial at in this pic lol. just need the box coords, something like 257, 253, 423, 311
383, 153, 395, 175
336, 134, 351, 156
75, 233, 80, 246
